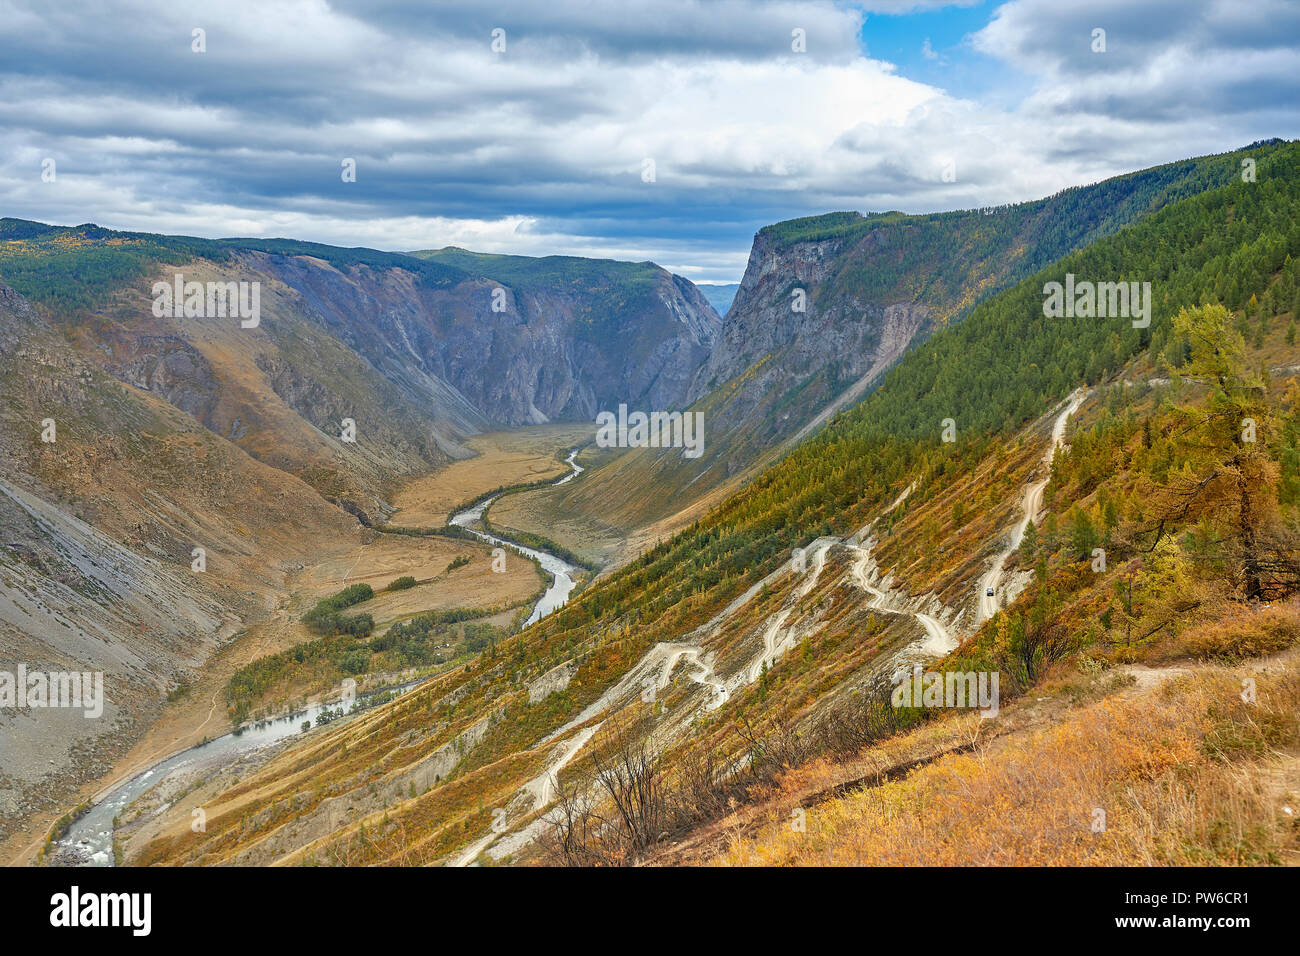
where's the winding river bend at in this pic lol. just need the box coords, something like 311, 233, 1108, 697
49, 449, 587, 867
448, 448, 584, 627
51, 682, 421, 866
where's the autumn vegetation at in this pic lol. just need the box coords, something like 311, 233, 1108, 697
128, 142, 1300, 868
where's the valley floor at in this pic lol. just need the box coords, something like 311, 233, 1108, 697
3, 425, 592, 866
389, 424, 593, 528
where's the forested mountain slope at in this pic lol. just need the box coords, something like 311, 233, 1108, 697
523, 141, 1293, 554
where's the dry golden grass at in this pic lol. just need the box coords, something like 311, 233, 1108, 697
389, 424, 592, 527
296, 532, 542, 620
489, 482, 626, 566
714, 657, 1300, 866
1171, 602, 1300, 661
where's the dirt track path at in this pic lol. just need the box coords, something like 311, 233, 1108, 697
847, 540, 957, 657
978, 388, 1087, 621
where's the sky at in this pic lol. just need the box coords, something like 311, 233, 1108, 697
0, 0, 1296, 283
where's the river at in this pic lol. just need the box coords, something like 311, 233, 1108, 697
50, 681, 421, 866
48, 448, 587, 866
448, 448, 584, 627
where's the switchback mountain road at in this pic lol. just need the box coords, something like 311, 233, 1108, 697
978, 388, 1088, 621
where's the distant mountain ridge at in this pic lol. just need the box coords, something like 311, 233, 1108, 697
409, 246, 720, 421
696, 283, 740, 318
0, 223, 721, 517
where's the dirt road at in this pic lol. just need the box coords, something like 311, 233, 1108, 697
978, 388, 1087, 621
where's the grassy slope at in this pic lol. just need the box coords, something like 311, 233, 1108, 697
706, 651, 1300, 866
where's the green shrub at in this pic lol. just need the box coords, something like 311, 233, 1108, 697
302, 584, 375, 635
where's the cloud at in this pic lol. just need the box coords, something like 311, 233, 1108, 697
972, 0, 1300, 127
859, 1, 982, 11
0, 0, 1294, 282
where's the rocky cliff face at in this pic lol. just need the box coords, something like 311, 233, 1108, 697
528, 224, 942, 537
693, 231, 848, 396
400, 250, 720, 425
689, 227, 925, 442
540, 222, 932, 526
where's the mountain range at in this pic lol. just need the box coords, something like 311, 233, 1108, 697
3, 139, 1298, 868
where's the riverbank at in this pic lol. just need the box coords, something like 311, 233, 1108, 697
48, 676, 430, 866
13, 427, 592, 868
